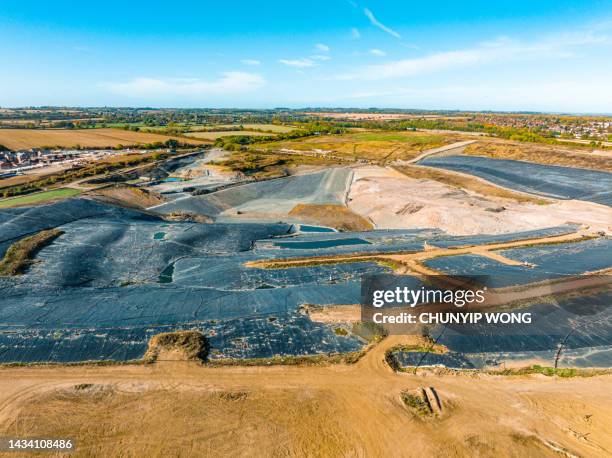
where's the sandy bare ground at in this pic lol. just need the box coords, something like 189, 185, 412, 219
305, 304, 362, 323
0, 335, 610, 457
288, 204, 373, 231
347, 166, 612, 235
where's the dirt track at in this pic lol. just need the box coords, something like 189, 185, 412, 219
0, 335, 610, 457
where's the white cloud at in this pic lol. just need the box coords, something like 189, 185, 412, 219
364, 8, 401, 39
104, 72, 265, 96
338, 31, 610, 80
310, 54, 331, 61
278, 58, 316, 68
241, 59, 261, 66
316, 43, 330, 52
351, 28, 361, 39
369, 48, 386, 56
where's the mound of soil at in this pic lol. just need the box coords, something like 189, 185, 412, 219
144, 331, 209, 363
163, 211, 213, 223
88, 185, 166, 210
0, 228, 64, 276
289, 203, 373, 231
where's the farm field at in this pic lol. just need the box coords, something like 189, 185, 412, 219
184, 130, 271, 140
134, 123, 298, 135
254, 131, 458, 163
0, 128, 206, 150
200, 123, 298, 133
0, 172, 56, 189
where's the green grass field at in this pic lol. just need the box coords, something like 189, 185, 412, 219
184, 130, 270, 140
253, 130, 456, 163
211, 123, 297, 133
0, 188, 82, 208
350, 132, 446, 143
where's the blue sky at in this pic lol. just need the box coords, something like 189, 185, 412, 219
1, 0, 611, 112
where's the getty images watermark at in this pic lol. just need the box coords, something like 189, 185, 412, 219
360, 274, 611, 335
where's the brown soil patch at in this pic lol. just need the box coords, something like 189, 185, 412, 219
289, 203, 373, 231
163, 212, 213, 223
185, 130, 270, 140
143, 331, 209, 362
303, 304, 362, 323
88, 185, 166, 210
0, 228, 63, 276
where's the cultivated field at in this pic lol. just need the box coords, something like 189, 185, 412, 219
184, 130, 271, 140
0, 128, 206, 150
202, 123, 298, 133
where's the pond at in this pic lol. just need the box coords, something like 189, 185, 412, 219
158, 262, 175, 283
274, 238, 371, 249
299, 225, 336, 233
162, 177, 185, 183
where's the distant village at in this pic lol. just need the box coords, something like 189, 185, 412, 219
473, 115, 612, 141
